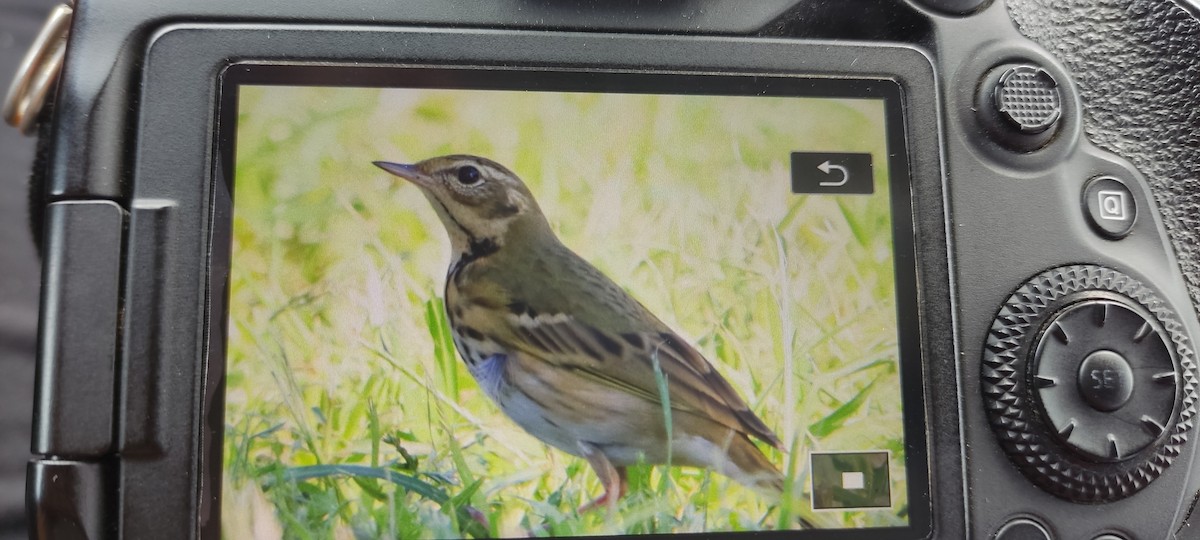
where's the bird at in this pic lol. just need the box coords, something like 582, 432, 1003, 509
374, 154, 785, 512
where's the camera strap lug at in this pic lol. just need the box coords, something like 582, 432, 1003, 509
2, 3, 72, 135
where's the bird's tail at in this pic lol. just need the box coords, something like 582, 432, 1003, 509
724, 433, 787, 493
723, 434, 837, 530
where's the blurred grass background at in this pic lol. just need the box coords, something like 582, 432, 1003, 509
224, 84, 907, 538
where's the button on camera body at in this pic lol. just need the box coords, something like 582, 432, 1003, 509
1084, 176, 1138, 239
1076, 349, 1134, 414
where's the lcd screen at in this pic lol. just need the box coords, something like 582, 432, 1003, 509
220, 67, 926, 538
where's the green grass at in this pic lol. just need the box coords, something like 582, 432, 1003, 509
223, 86, 907, 538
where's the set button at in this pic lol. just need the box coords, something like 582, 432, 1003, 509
1076, 350, 1133, 412
1033, 299, 1177, 460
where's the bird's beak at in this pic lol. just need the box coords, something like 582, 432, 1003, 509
373, 161, 436, 189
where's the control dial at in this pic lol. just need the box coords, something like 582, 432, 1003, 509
1032, 300, 1176, 461
982, 265, 1197, 503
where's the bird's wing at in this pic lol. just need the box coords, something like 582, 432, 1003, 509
496, 310, 782, 449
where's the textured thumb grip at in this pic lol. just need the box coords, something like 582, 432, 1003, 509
1006, 0, 1200, 319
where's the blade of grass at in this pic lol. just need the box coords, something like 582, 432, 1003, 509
650, 343, 673, 496
272, 464, 491, 538
776, 432, 799, 529
808, 378, 879, 438
835, 198, 871, 248
367, 400, 381, 468
360, 338, 535, 465
771, 224, 796, 446
274, 464, 448, 503
651, 351, 673, 467
425, 298, 460, 401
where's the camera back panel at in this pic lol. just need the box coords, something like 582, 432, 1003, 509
23, 0, 1200, 538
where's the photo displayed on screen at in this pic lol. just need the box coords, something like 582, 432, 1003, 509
222, 71, 919, 538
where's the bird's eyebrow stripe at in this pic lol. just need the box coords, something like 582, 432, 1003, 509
453, 160, 505, 179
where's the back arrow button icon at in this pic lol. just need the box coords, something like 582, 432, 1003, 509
817, 161, 850, 187
790, 152, 874, 195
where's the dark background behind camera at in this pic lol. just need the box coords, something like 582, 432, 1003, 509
0, 1, 1197, 539
0, 0, 55, 538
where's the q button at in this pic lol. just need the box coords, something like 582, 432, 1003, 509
1083, 176, 1137, 239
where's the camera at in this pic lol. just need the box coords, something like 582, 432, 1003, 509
13, 0, 1200, 538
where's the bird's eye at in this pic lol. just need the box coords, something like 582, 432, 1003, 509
456, 166, 481, 185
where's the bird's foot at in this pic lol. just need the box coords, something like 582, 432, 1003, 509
575, 472, 628, 514
575, 441, 628, 514
577, 491, 617, 514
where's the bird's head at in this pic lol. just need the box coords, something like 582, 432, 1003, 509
374, 155, 552, 257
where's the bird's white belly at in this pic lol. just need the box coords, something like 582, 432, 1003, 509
488, 353, 674, 465
464, 353, 746, 474
491, 376, 586, 456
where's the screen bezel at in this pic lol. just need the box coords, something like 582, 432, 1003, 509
116, 24, 956, 539
212, 63, 930, 539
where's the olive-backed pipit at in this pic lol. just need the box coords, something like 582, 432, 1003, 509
375, 155, 784, 511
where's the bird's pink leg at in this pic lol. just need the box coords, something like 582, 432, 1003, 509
576, 441, 628, 513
